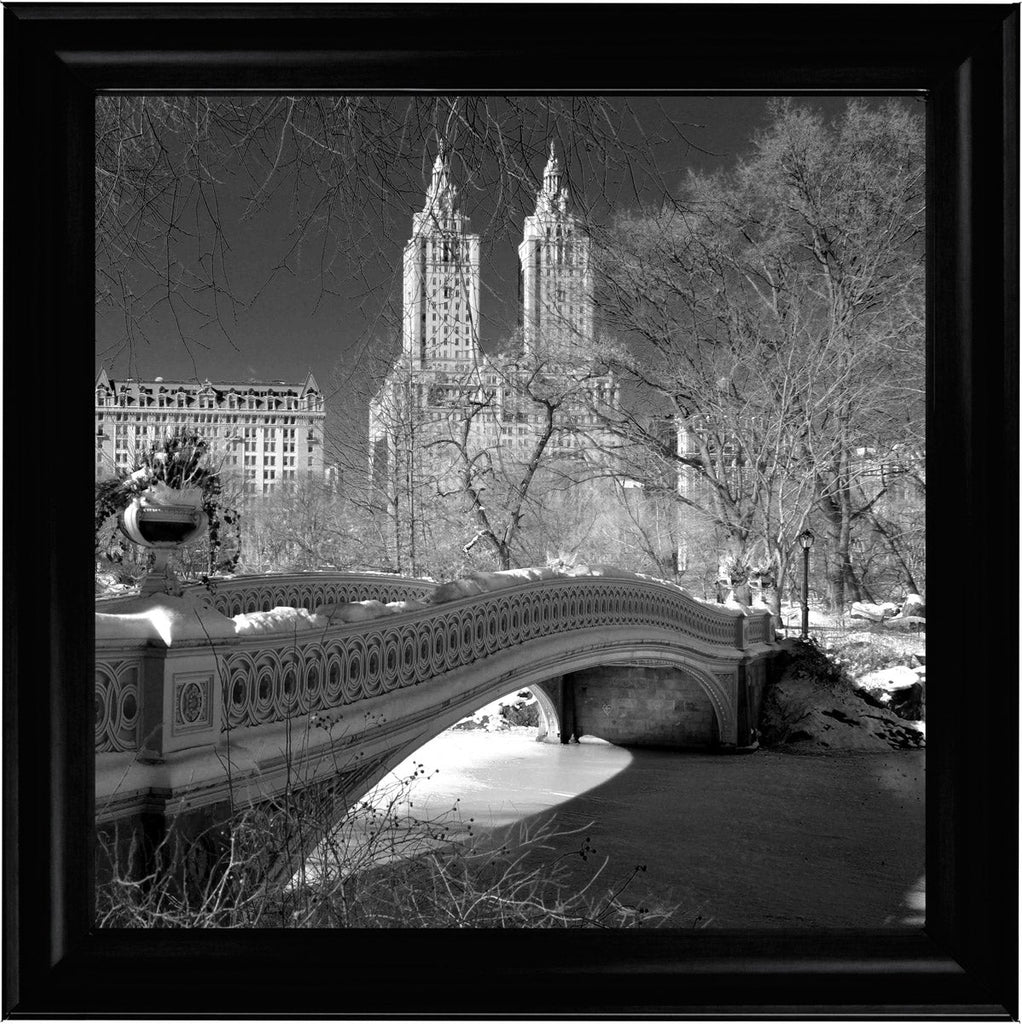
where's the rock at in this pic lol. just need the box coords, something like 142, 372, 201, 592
900, 593, 926, 618
850, 600, 898, 622
857, 665, 920, 692
849, 602, 882, 621
882, 615, 927, 633
888, 681, 925, 721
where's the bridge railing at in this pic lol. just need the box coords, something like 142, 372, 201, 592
96, 573, 774, 757
95, 638, 148, 754
96, 571, 439, 617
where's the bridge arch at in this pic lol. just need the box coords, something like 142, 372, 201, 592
263, 650, 736, 885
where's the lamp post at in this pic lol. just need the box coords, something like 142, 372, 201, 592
797, 529, 815, 639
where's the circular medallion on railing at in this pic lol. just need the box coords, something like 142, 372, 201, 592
417, 624, 433, 669
459, 614, 475, 660
225, 652, 257, 728
379, 628, 402, 691
509, 599, 522, 637
178, 679, 205, 726
118, 684, 139, 745
496, 598, 512, 644
362, 633, 385, 698
303, 655, 321, 713
484, 607, 500, 655
323, 645, 344, 704
446, 618, 462, 669
430, 622, 448, 674
398, 626, 418, 686
95, 671, 113, 746
253, 658, 277, 724
472, 610, 487, 654
279, 660, 299, 716
531, 597, 544, 631
343, 635, 368, 702
227, 677, 247, 727
520, 598, 536, 634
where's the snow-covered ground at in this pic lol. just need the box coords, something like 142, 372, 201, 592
450, 691, 538, 733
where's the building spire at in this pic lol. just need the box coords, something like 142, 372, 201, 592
431, 147, 447, 190
424, 145, 459, 220
535, 139, 570, 215
542, 140, 561, 196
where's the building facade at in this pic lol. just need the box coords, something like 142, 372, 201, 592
401, 150, 483, 371
518, 142, 595, 360
369, 144, 616, 485
94, 371, 326, 495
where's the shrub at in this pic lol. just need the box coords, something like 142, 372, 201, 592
500, 699, 539, 728
96, 763, 681, 929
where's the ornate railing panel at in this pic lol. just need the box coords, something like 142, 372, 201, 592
96, 651, 144, 752
221, 577, 768, 731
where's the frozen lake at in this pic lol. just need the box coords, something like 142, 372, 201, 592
346, 727, 925, 928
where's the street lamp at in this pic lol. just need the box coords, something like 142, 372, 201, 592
797, 529, 815, 639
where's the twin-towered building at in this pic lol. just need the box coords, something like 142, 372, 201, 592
94, 372, 327, 495
95, 144, 614, 508
370, 143, 617, 486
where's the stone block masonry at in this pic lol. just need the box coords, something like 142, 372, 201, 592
566, 665, 719, 748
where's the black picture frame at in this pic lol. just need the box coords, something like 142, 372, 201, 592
3, 4, 1018, 1017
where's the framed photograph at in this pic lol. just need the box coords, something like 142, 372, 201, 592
4, 4, 1017, 1017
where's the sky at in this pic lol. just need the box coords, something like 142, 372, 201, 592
94, 95, 920, 444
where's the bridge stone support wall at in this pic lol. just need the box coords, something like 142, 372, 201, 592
563, 665, 720, 748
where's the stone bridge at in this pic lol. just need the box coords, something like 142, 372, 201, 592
95, 570, 778, 875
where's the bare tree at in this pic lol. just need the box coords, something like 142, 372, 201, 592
591, 99, 925, 612
364, 332, 618, 575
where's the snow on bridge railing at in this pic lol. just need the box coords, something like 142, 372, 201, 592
96, 571, 439, 617
95, 568, 774, 752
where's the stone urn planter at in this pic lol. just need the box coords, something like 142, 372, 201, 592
119, 484, 208, 596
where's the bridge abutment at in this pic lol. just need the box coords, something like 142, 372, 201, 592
562, 665, 721, 748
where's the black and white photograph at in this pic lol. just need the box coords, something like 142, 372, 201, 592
4, 5, 1016, 1018
92, 94, 928, 930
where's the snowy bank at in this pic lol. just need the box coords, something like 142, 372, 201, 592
759, 644, 924, 752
